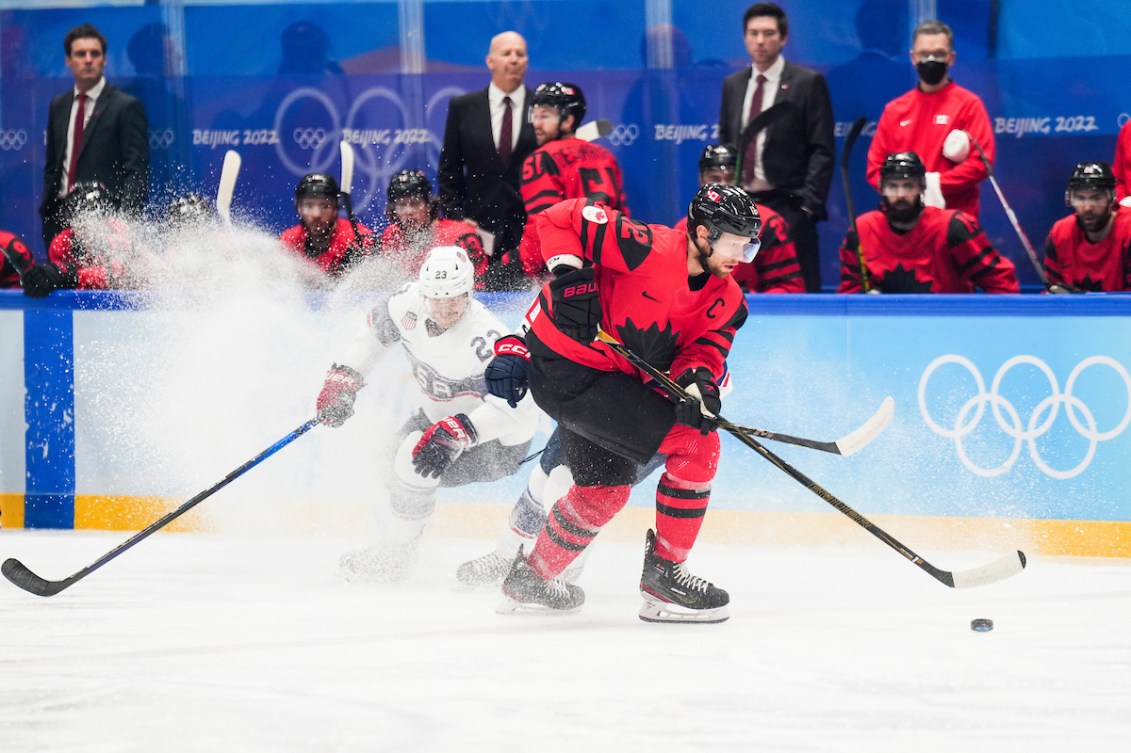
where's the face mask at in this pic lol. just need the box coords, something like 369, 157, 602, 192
916, 59, 948, 86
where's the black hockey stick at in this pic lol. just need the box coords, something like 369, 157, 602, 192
733, 101, 794, 186
3, 418, 320, 597
338, 140, 375, 257
840, 116, 872, 292
595, 331, 1027, 589
967, 134, 1048, 286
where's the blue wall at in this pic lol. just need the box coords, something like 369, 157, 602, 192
1, 1, 1129, 289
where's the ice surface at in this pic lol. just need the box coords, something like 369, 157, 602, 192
1, 529, 1128, 753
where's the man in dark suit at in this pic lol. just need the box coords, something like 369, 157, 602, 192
39, 24, 149, 252
437, 31, 537, 291
719, 3, 834, 292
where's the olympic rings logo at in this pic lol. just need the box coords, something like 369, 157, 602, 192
918, 354, 1131, 479
273, 85, 454, 212
0, 128, 28, 151
148, 128, 175, 149
293, 127, 329, 150
606, 124, 640, 147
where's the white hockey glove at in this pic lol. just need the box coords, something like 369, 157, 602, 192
923, 171, 947, 209
942, 129, 971, 163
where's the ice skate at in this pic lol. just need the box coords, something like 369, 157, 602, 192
456, 550, 514, 589
639, 529, 729, 624
497, 548, 585, 614
338, 538, 419, 584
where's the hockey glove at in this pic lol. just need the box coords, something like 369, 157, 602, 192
316, 364, 365, 427
412, 414, 478, 479
21, 263, 68, 298
548, 266, 601, 344
484, 334, 531, 408
673, 367, 721, 435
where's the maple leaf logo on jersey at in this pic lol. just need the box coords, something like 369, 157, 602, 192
617, 319, 679, 373
1076, 274, 1104, 292
582, 205, 609, 224
878, 263, 933, 293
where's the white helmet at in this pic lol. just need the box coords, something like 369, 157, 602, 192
418, 246, 475, 299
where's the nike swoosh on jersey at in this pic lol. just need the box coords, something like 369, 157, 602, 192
641, 290, 660, 302
899, 119, 913, 127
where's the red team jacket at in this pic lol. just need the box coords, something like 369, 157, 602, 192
1044, 210, 1131, 292
379, 217, 489, 288
673, 204, 804, 293
867, 81, 994, 217
528, 200, 746, 384
1115, 121, 1131, 205
517, 137, 627, 277
838, 206, 1019, 293
1, 230, 34, 288
279, 217, 374, 276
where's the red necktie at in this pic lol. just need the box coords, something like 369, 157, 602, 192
742, 74, 767, 185
498, 96, 513, 165
67, 93, 87, 189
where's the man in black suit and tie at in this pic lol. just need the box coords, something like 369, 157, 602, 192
437, 31, 537, 291
39, 24, 149, 252
718, 3, 834, 292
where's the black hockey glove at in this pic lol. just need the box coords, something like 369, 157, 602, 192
412, 414, 478, 479
316, 364, 365, 427
548, 266, 601, 344
484, 334, 531, 408
673, 367, 721, 435
21, 263, 68, 298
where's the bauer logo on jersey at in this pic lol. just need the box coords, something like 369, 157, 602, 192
581, 205, 609, 224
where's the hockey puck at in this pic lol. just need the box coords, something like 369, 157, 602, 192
970, 618, 994, 632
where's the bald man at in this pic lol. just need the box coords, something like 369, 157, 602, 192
438, 32, 538, 291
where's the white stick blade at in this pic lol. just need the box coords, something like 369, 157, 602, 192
950, 550, 1027, 588
576, 119, 613, 143
216, 150, 242, 225
339, 140, 354, 195
834, 396, 895, 456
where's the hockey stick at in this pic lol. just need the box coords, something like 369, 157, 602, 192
216, 149, 241, 226
2, 418, 320, 597
576, 119, 613, 143
967, 134, 1048, 286
595, 330, 1026, 589
338, 140, 367, 247
734, 101, 794, 186
730, 396, 893, 456
840, 116, 872, 292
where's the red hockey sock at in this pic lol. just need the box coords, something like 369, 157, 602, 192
653, 426, 720, 562
653, 471, 711, 562
528, 484, 629, 579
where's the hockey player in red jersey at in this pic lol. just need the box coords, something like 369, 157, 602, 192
673, 143, 804, 293
278, 173, 374, 277
838, 151, 1019, 293
0, 228, 35, 291
378, 169, 490, 287
1044, 162, 1131, 292
516, 81, 627, 278
22, 182, 141, 295
495, 184, 761, 623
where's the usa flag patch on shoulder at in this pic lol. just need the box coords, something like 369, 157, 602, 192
401, 311, 417, 330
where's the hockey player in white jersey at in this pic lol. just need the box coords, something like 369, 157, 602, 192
314, 245, 539, 581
